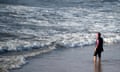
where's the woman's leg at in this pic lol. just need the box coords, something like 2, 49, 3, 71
98, 52, 101, 62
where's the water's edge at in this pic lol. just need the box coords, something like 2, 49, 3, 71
0, 42, 119, 72
0, 44, 56, 72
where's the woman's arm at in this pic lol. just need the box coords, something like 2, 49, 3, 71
95, 39, 99, 51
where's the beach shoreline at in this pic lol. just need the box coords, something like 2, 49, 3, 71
0, 45, 56, 72
8, 42, 120, 72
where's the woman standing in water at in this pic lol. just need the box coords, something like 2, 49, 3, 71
93, 32, 104, 62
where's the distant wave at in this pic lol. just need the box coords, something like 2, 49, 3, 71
0, 0, 120, 7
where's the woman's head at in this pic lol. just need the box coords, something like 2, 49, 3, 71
96, 32, 101, 39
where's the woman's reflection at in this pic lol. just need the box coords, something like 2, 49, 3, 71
94, 61, 102, 72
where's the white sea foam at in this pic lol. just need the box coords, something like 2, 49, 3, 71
53, 33, 120, 48
0, 56, 26, 70
0, 32, 120, 52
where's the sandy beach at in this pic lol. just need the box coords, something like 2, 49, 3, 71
10, 43, 120, 72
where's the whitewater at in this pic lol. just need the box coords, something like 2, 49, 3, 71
0, 0, 120, 71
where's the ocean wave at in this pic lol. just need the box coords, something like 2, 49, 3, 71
0, 33, 120, 53
54, 33, 120, 48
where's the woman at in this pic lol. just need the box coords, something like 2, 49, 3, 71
93, 32, 104, 62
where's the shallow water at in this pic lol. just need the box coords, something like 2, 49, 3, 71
10, 46, 94, 72
10, 44, 120, 72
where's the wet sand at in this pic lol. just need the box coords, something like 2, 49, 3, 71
10, 43, 120, 72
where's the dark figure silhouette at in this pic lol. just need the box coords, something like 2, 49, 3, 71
93, 32, 104, 62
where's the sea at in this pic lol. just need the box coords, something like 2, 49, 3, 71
0, 0, 120, 70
